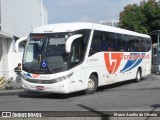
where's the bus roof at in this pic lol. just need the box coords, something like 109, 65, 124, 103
32, 22, 150, 38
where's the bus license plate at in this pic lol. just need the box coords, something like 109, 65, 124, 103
36, 86, 44, 90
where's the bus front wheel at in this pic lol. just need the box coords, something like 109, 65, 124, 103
85, 75, 98, 94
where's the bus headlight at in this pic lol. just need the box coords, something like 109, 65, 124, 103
54, 73, 73, 82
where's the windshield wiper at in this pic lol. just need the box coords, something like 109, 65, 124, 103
47, 64, 54, 74
52, 67, 66, 71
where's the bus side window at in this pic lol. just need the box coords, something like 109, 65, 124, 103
89, 31, 102, 56
146, 39, 151, 52
117, 33, 127, 52
127, 35, 137, 52
107, 43, 114, 51
100, 40, 105, 51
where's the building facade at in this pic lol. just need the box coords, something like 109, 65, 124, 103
0, 0, 48, 83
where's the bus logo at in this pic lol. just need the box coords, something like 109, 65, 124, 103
104, 53, 123, 74
33, 74, 40, 78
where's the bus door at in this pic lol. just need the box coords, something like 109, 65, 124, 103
68, 36, 87, 92
69, 65, 85, 92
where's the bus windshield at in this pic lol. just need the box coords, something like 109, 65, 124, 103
23, 30, 91, 74
23, 33, 70, 74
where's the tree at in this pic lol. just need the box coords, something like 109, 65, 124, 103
119, 0, 160, 34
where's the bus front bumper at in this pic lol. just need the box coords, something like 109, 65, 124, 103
21, 79, 70, 94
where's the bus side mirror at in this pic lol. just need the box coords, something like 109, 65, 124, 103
15, 36, 28, 52
65, 34, 82, 53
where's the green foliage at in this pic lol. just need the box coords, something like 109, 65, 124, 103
119, 0, 160, 34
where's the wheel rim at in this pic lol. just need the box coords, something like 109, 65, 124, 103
87, 78, 95, 90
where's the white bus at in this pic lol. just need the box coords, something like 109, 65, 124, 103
21, 22, 151, 94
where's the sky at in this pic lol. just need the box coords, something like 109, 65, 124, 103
43, 0, 142, 24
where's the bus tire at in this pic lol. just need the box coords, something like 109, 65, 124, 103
85, 75, 98, 94
135, 69, 142, 82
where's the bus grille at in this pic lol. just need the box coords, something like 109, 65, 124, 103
24, 79, 55, 84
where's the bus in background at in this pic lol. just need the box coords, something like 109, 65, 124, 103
149, 30, 160, 74
21, 23, 151, 94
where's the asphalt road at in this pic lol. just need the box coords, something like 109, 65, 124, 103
0, 73, 160, 113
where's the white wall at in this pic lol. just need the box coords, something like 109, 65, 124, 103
0, 38, 10, 78
0, 0, 48, 80
1, 0, 14, 35
8, 51, 23, 80
0, 38, 23, 80
0, 39, 3, 77
1, 0, 48, 37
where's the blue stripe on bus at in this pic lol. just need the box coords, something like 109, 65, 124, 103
124, 58, 143, 72
24, 73, 32, 78
121, 53, 145, 72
